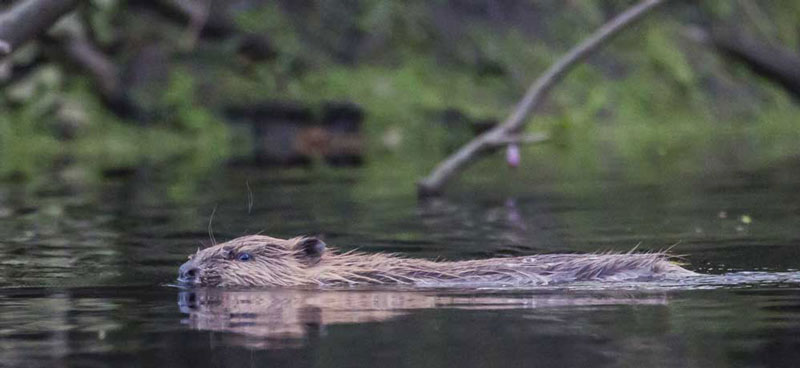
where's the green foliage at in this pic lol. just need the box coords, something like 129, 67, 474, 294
0, 109, 60, 179
87, 0, 119, 45
162, 68, 225, 136
3, 0, 800, 192
0, 66, 229, 184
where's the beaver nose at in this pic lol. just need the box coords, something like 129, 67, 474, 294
179, 260, 199, 283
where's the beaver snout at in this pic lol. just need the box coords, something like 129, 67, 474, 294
178, 260, 199, 284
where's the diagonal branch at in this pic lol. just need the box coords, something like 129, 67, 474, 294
417, 0, 670, 196
0, 0, 78, 57
700, 26, 800, 99
487, 132, 550, 147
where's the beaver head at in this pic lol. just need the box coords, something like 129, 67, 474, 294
178, 235, 326, 287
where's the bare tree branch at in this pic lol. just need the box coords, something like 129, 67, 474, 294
417, 0, 670, 196
487, 133, 550, 147
0, 53, 47, 87
692, 26, 800, 99
135, 0, 234, 38
0, 0, 78, 57
41, 18, 142, 118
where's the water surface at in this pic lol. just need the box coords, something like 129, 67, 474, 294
1, 160, 799, 367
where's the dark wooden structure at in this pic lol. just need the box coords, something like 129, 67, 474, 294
226, 101, 364, 166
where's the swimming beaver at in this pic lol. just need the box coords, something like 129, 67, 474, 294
177, 235, 696, 287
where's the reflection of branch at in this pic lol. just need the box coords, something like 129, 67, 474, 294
417, 0, 669, 196
0, 0, 78, 56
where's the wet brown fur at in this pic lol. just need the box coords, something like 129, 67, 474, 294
180, 235, 696, 288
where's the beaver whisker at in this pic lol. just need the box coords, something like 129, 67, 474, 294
207, 206, 217, 246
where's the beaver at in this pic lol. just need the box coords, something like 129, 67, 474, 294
177, 235, 696, 287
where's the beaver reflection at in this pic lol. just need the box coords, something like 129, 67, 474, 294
178, 288, 668, 349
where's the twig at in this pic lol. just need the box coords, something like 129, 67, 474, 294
48, 28, 120, 98
417, 0, 670, 196
42, 19, 142, 118
487, 132, 549, 146
180, 0, 211, 50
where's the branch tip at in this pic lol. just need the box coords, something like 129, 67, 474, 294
0, 39, 10, 54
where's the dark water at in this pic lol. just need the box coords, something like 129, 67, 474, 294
1, 160, 800, 367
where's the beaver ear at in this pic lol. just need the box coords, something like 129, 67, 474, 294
295, 237, 326, 264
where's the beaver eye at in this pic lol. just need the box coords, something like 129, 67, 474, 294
237, 252, 253, 262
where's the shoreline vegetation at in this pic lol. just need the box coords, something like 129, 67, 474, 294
2, 1, 800, 193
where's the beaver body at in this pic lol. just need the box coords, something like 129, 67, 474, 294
177, 235, 695, 287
